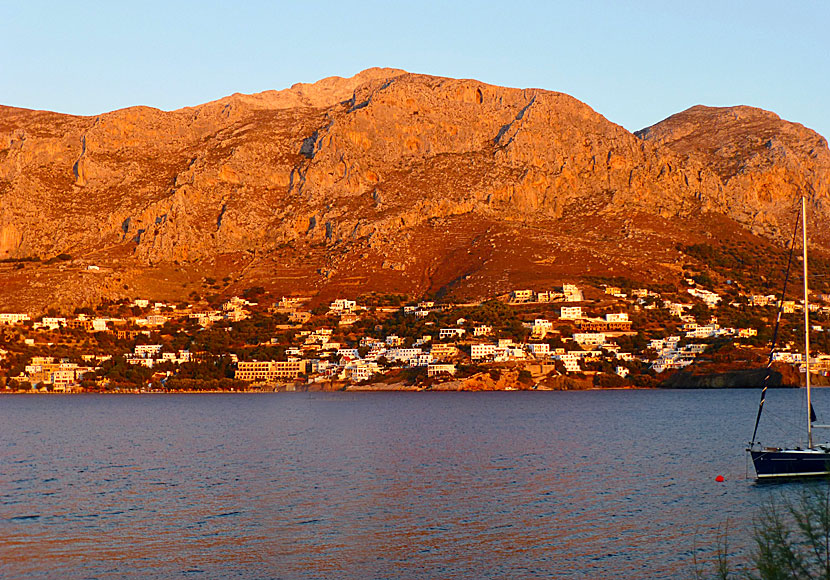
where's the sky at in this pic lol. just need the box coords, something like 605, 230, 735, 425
1, 1, 828, 138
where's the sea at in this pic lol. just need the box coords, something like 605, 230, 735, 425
1, 388, 826, 579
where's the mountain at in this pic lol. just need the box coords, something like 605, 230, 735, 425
637, 105, 830, 241
0, 69, 828, 313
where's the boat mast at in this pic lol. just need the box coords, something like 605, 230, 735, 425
803, 195, 813, 448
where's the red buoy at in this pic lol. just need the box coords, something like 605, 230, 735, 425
715, 475, 725, 482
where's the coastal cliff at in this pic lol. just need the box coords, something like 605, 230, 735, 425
661, 365, 803, 389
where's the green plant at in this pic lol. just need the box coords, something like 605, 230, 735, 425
517, 369, 533, 385
696, 484, 830, 579
752, 486, 830, 579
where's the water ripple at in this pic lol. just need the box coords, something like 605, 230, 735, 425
0, 390, 819, 578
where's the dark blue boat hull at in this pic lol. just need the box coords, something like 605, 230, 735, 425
751, 448, 830, 479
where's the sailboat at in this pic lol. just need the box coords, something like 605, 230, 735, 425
748, 195, 830, 479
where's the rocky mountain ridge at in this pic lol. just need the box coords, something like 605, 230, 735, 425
0, 68, 828, 312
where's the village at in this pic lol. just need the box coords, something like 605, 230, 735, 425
2, 278, 830, 393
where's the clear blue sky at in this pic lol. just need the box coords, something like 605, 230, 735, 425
2, 1, 828, 137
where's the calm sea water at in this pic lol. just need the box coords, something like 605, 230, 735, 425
1, 389, 826, 579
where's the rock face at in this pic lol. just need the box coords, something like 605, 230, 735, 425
660, 366, 799, 389
637, 105, 830, 243
0, 69, 828, 312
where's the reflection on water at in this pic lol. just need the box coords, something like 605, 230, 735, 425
0, 389, 824, 578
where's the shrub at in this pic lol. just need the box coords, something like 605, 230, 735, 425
243, 286, 266, 300
696, 483, 830, 579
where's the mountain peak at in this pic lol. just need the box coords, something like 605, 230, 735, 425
200, 67, 408, 112
1, 70, 829, 312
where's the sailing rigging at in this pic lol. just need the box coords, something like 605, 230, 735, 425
749, 195, 830, 479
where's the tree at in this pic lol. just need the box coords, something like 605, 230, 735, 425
696, 484, 830, 579
752, 487, 830, 579
243, 286, 266, 300
593, 372, 626, 388
690, 302, 711, 321
310, 304, 330, 316
9, 380, 32, 391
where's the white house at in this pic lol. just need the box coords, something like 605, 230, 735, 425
41, 317, 66, 330
688, 288, 722, 308
329, 299, 357, 313
471, 343, 497, 360
386, 348, 423, 363
556, 352, 582, 373
0, 313, 30, 325
560, 306, 582, 320
345, 362, 377, 382
410, 353, 433, 367
572, 332, 606, 347
750, 295, 777, 307
439, 328, 465, 340
337, 348, 361, 361
134, 344, 163, 358
428, 363, 457, 377
665, 302, 692, 317
473, 325, 493, 337
527, 343, 551, 357
562, 284, 583, 302
511, 289, 533, 303
605, 312, 629, 323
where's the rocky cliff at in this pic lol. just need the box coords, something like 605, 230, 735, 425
0, 69, 828, 312
660, 366, 800, 389
637, 105, 830, 243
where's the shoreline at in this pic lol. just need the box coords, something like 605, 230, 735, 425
0, 384, 664, 395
